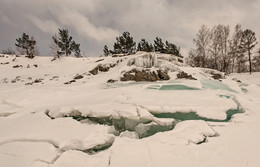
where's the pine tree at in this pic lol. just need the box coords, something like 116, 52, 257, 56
153, 37, 165, 53
229, 24, 245, 73
15, 33, 37, 58
103, 45, 110, 56
71, 41, 81, 58
53, 29, 81, 57
165, 41, 182, 57
239, 29, 258, 74
137, 39, 154, 52
113, 31, 136, 55
50, 34, 62, 58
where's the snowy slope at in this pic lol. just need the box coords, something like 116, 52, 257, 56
0, 52, 260, 167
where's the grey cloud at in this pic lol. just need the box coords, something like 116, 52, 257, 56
0, 0, 259, 57
29, 16, 59, 35
51, 7, 120, 41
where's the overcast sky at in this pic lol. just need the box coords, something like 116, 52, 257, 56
0, 0, 259, 57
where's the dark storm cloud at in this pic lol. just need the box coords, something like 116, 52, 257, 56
0, 0, 259, 56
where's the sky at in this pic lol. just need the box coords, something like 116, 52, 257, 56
0, 0, 259, 57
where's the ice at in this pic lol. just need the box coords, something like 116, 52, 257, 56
119, 131, 139, 139
153, 120, 217, 144
109, 120, 218, 166
0, 113, 114, 152
1, 54, 260, 167
50, 150, 111, 167
134, 120, 174, 138
201, 79, 236, 92
0, 141, 57, 167
159, 84, 200, 90
126, 52, 181, 71
127, 52, 158, 68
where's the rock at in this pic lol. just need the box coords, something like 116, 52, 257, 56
121, 69, 170, 82
51, 57, 56, 62
89, 64, 111, 75
112, 54, 125, 57
34, 79, 43, 83
52, 76, 59, 79
33, 64, 38, 67
121, 72, 136, 81
95, 59, 104, 63
64, 80, 76, 84
98, 65, 110, 72
74, 74, 84, 80
25, 82, 33, 85
89, 67, 99, 75
4, 62, 9, 65
157, 70, 170, 80
178, 58, 183, 63
27, 64, 30, 68
110, 63, 116, 68
13, 65, 22, 68
212, 74, 222, 80
107, 79, 117, 83
177, 71, 197, 80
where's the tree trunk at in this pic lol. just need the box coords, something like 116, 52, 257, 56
248, 49, 252, 74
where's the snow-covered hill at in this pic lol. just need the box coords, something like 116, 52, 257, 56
0, 52, 260, 167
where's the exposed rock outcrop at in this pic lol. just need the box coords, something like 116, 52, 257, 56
74, 74, 84, 80
95, 59, 104, 63
177, 71, 197, 80
13, 65, 22, 68
107, 79, 117, 83
121, 69, 170, 82
64, 80, 76, 84
89, 63, 117, 75
212, 74, 222, 80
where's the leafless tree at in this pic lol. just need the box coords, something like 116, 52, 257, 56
1, 48, 16, 55
191, 25, 211, 68
252, 48, 260, 72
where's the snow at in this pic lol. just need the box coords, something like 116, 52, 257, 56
1, 53, 260, 167
0, 112, 114, 151
0, 142, 57, 167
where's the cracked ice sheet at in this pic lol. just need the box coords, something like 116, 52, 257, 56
47, 102, 140, 119
0, 112, 114, 151
124, 89, 237, 120
107, 98, 260, 167
108, 120, 217, 167
50, 150, 111, 167
0, 141, 57, 167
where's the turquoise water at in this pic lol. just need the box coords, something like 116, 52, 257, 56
106, 79, 237, 93
72, 115, 174, 138
159, 84, 200, 90
219, 95, 231, 99
201, 79, 236, 92
152, 108, 242, 122
147, 85, 161, 90
241, 87, 248, 93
